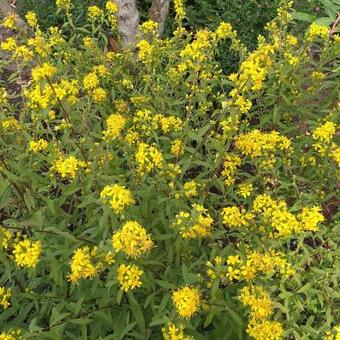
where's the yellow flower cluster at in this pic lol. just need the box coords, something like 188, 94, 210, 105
162, 322, 194, 340
312, 121, 336, 155
100, 184, 135, 214
221, 194, 325, 237
105, 0, 118, 28
135, 143, 163, 175
240, 285, 273, 319
0, 37, 16, 51
82, 71, 107, 103
221, 153, 242, 185
170, 139, 184, 157
2, 14, 16, 29
25, 11, 38, 28
0, 87, 8, 105
298, 206, 325, 232
102, 113, 127, 141
31, 63, 57, 82
240, 285, 283, 340
0, 330, 22, 340
137, 40, 153, 62
140, 20, 158, 34
179, 30, 212, 67
51, 155, 87, 179
0, 226, 12, 249
222, 206, 253, 228
237, 182, 253, 198
173, 204, 213, 238
235, 130, 291, 159
56, 0, 71, 10
183, 180, 198, 198
69, 246, 99, 283
132, 109, 158, 136
88, 6, 103, 21
306, 23, 329, 42
325, 326, 340, 340
223, 250, 295, 282
159, 115, 183, 134
2, 118, 21, 131
174, 0, 186, 21
247, 318, 283, 340
331, 146, 340, 167
117, 264, 143, 292
112, 221, 153, 258
254, 194, 324, 236
26, 79, 78, 109
0, 287, 11, 309
29, 139, 48, 153
83, 72, 99, 90
13, 239, 42, 268
172, 286, 200, 318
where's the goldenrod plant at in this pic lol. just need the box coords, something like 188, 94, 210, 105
0, 0, 339, 339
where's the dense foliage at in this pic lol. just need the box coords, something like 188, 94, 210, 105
0, 0, 339, 339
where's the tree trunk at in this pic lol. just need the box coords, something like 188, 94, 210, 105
115, 0, 140, 49
149, 0, 170, 36
0, 0, 28, 33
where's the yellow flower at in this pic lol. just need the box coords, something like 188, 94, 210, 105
174, 0, 186, 21
297, 206, 324, 232
160, 116, 183, 134
29, 139, 48, 153
221, 153, 242, 186
136, 40, 153, 61
221, 206, 253, 228
51, 155, 87, 179
69, 246, 99, 284
172, 286, 200, 318
112, 221, 153, 258
117, 264, 143, 292
0, 331, 18, 340
1, 118, 21, 131
311, 71, 325, 81
306, 23, 329, 42
240, 285, 273, 320
31, 63, 57, 82
13, 45, 33, 61
312, 121, 336, 155
174, 204, 213, 238
13, 239, 42, 268
25, 11, 38, 28
170, 139, 184, 157
0, 287, 11, 309
0, 37, 17, 51
237, 183, 253, 198
235, 130, 291, 159
183, 180, 198, 197
103, 114, 127, 141
0, 227, 12, 249
140, 20, 158, 34
135, 142, 163, 175
162, 322, 194, 340
214, 22, 234, 40
83, 72, 99, 90
331, 146, 340, 167
106, 1, 118, 13
2, 14, 16, 29
88, 6, 103, 21
91, 87, 107, 103
247, 318, 283, 340
100, 184, 135, 214
56, 0, 71, 10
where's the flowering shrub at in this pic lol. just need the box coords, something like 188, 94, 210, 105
0, 0, 339, 339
